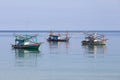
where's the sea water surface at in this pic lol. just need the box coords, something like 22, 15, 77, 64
0, 31, 120, 80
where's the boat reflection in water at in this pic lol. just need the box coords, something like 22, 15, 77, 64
48, 41, 69, 48
82, 45, 107, 58
14, 49, 40, 67
48, 41, 69, 54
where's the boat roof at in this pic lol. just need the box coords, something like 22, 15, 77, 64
15, 34, 37, 40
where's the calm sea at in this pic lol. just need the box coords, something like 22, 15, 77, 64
0, 31, 120, 80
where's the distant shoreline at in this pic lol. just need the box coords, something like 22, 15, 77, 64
0, 30, 120, 33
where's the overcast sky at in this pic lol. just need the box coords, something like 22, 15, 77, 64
0, 0, 120, 30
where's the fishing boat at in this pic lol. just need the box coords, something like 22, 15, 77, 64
47, 32, 69, 42
82, 32, 108, 45
12, 34, 41, 50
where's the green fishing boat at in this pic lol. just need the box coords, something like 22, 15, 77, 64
12, 34, 41, 50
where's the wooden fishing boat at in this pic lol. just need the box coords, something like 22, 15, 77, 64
82, 32, 108, 45
47, 32, 69, 42
12, 43, 40, 49
12, 34, 41, 50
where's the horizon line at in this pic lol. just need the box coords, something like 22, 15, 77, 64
0, 30, 120, 33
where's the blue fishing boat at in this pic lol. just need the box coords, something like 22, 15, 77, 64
47, 32, 69, 42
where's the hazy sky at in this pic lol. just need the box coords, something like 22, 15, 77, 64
0, 0, 120, 30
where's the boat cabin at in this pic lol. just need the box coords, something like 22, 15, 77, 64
48, 35, 60, 41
